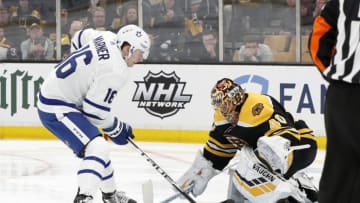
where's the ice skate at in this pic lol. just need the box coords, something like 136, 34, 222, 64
102, 190, 137, 203
292, 172, 318, 202
73, 193, 93, 203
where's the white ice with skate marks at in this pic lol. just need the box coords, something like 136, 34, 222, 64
0, 140, 324, 203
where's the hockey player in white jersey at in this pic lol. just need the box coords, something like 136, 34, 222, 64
37, 24, 150, 203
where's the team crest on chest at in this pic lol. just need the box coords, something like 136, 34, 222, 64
252, 103, 264, 116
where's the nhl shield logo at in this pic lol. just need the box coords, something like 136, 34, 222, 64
133, 71, 192, 119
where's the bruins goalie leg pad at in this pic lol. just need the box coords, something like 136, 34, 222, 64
231, 146, 307, 203
177, 150, 219, 197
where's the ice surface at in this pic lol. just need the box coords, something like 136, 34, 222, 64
0, 140, 324, 203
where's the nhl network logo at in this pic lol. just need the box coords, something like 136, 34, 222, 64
133, 71, 192, 119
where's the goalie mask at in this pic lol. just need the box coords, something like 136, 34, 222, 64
211, 78, 245, 122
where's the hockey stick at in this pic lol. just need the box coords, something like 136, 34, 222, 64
160, 183, 194, 203
127, 138, 197, 203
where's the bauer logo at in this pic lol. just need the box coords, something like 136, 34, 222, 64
133, 71, 192, 119
234, 74, 269, 94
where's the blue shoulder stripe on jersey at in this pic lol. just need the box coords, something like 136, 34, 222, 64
39, 91, 78, 109
84, 98, 110, 112
77, 29, 84, 49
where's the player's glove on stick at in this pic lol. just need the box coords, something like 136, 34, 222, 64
177, 150, 219, 197
103, 117, 134, 145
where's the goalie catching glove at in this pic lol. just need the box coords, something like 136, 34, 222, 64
103, 117, 134, 145
177, 150, 219, 197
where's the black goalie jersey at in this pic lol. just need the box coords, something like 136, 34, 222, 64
203, 92, 317, 177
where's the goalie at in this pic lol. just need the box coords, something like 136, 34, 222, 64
177, 78, 318, 203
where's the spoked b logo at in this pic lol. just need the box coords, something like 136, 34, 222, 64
132, 71, 192, 119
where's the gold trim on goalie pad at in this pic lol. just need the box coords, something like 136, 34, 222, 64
233, 170, 276, 196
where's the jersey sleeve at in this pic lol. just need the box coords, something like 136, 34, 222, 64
203, 109, 238, 170
71, 28, 99, 53
82, 69, 128, 129
309, 0, 338, 73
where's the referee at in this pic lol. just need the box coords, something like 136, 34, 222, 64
309, 0, 360, 202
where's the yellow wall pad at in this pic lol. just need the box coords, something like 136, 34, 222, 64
0, 126, 326, 149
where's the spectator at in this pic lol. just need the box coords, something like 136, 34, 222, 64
119, 3, 138, 28
274, 0, 314, 35
87, 6, 110, 31
233, 35, 273, 62
312, 0, 328, 17
0, 4, 9, 26
149, 0, 185, 61
184, 0, 205, 38
20, 22, 54, 60
89, 0, 117, 23
89, 0, 120, 31
62, 0, 90, 25
0, 4, 25, 53
0, 26, 20, 60
282, 0, 295, 33
226, 0, 272, 42
301, 3, 314, 35
184, 0, 218, 32
183, 0, 218, 62
191, 29, 218, 62
60, 8, 71, 35
116, 0, 153, 29
69, 20, 84, 37
48, 8, 71, 42
9, 0, 42, 28
52, 20, 83, 60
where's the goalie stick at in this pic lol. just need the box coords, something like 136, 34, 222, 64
127, 138, 197, 203
158, 182, 234, 203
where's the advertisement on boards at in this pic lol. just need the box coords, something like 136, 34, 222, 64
114, 64, 327, 135
0, 63, 327, 135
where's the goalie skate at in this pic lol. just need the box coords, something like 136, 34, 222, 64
292, 172, 318, 202
102, 191, 137, 203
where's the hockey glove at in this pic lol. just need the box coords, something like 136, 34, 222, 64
257, 135, 291, 174
103, 117, 134, 145
177, 150, 219, 197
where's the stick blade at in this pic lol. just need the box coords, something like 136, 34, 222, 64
142, 179, 154, 203
219, 199, 235, 203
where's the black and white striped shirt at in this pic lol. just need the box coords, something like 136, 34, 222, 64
309, 0, 360, 84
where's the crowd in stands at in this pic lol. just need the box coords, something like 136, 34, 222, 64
0, 0, 327, 63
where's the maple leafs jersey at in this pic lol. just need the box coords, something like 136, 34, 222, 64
70, 28, 115, 53
203, 92, 316, 171
37, 30, 128, 129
